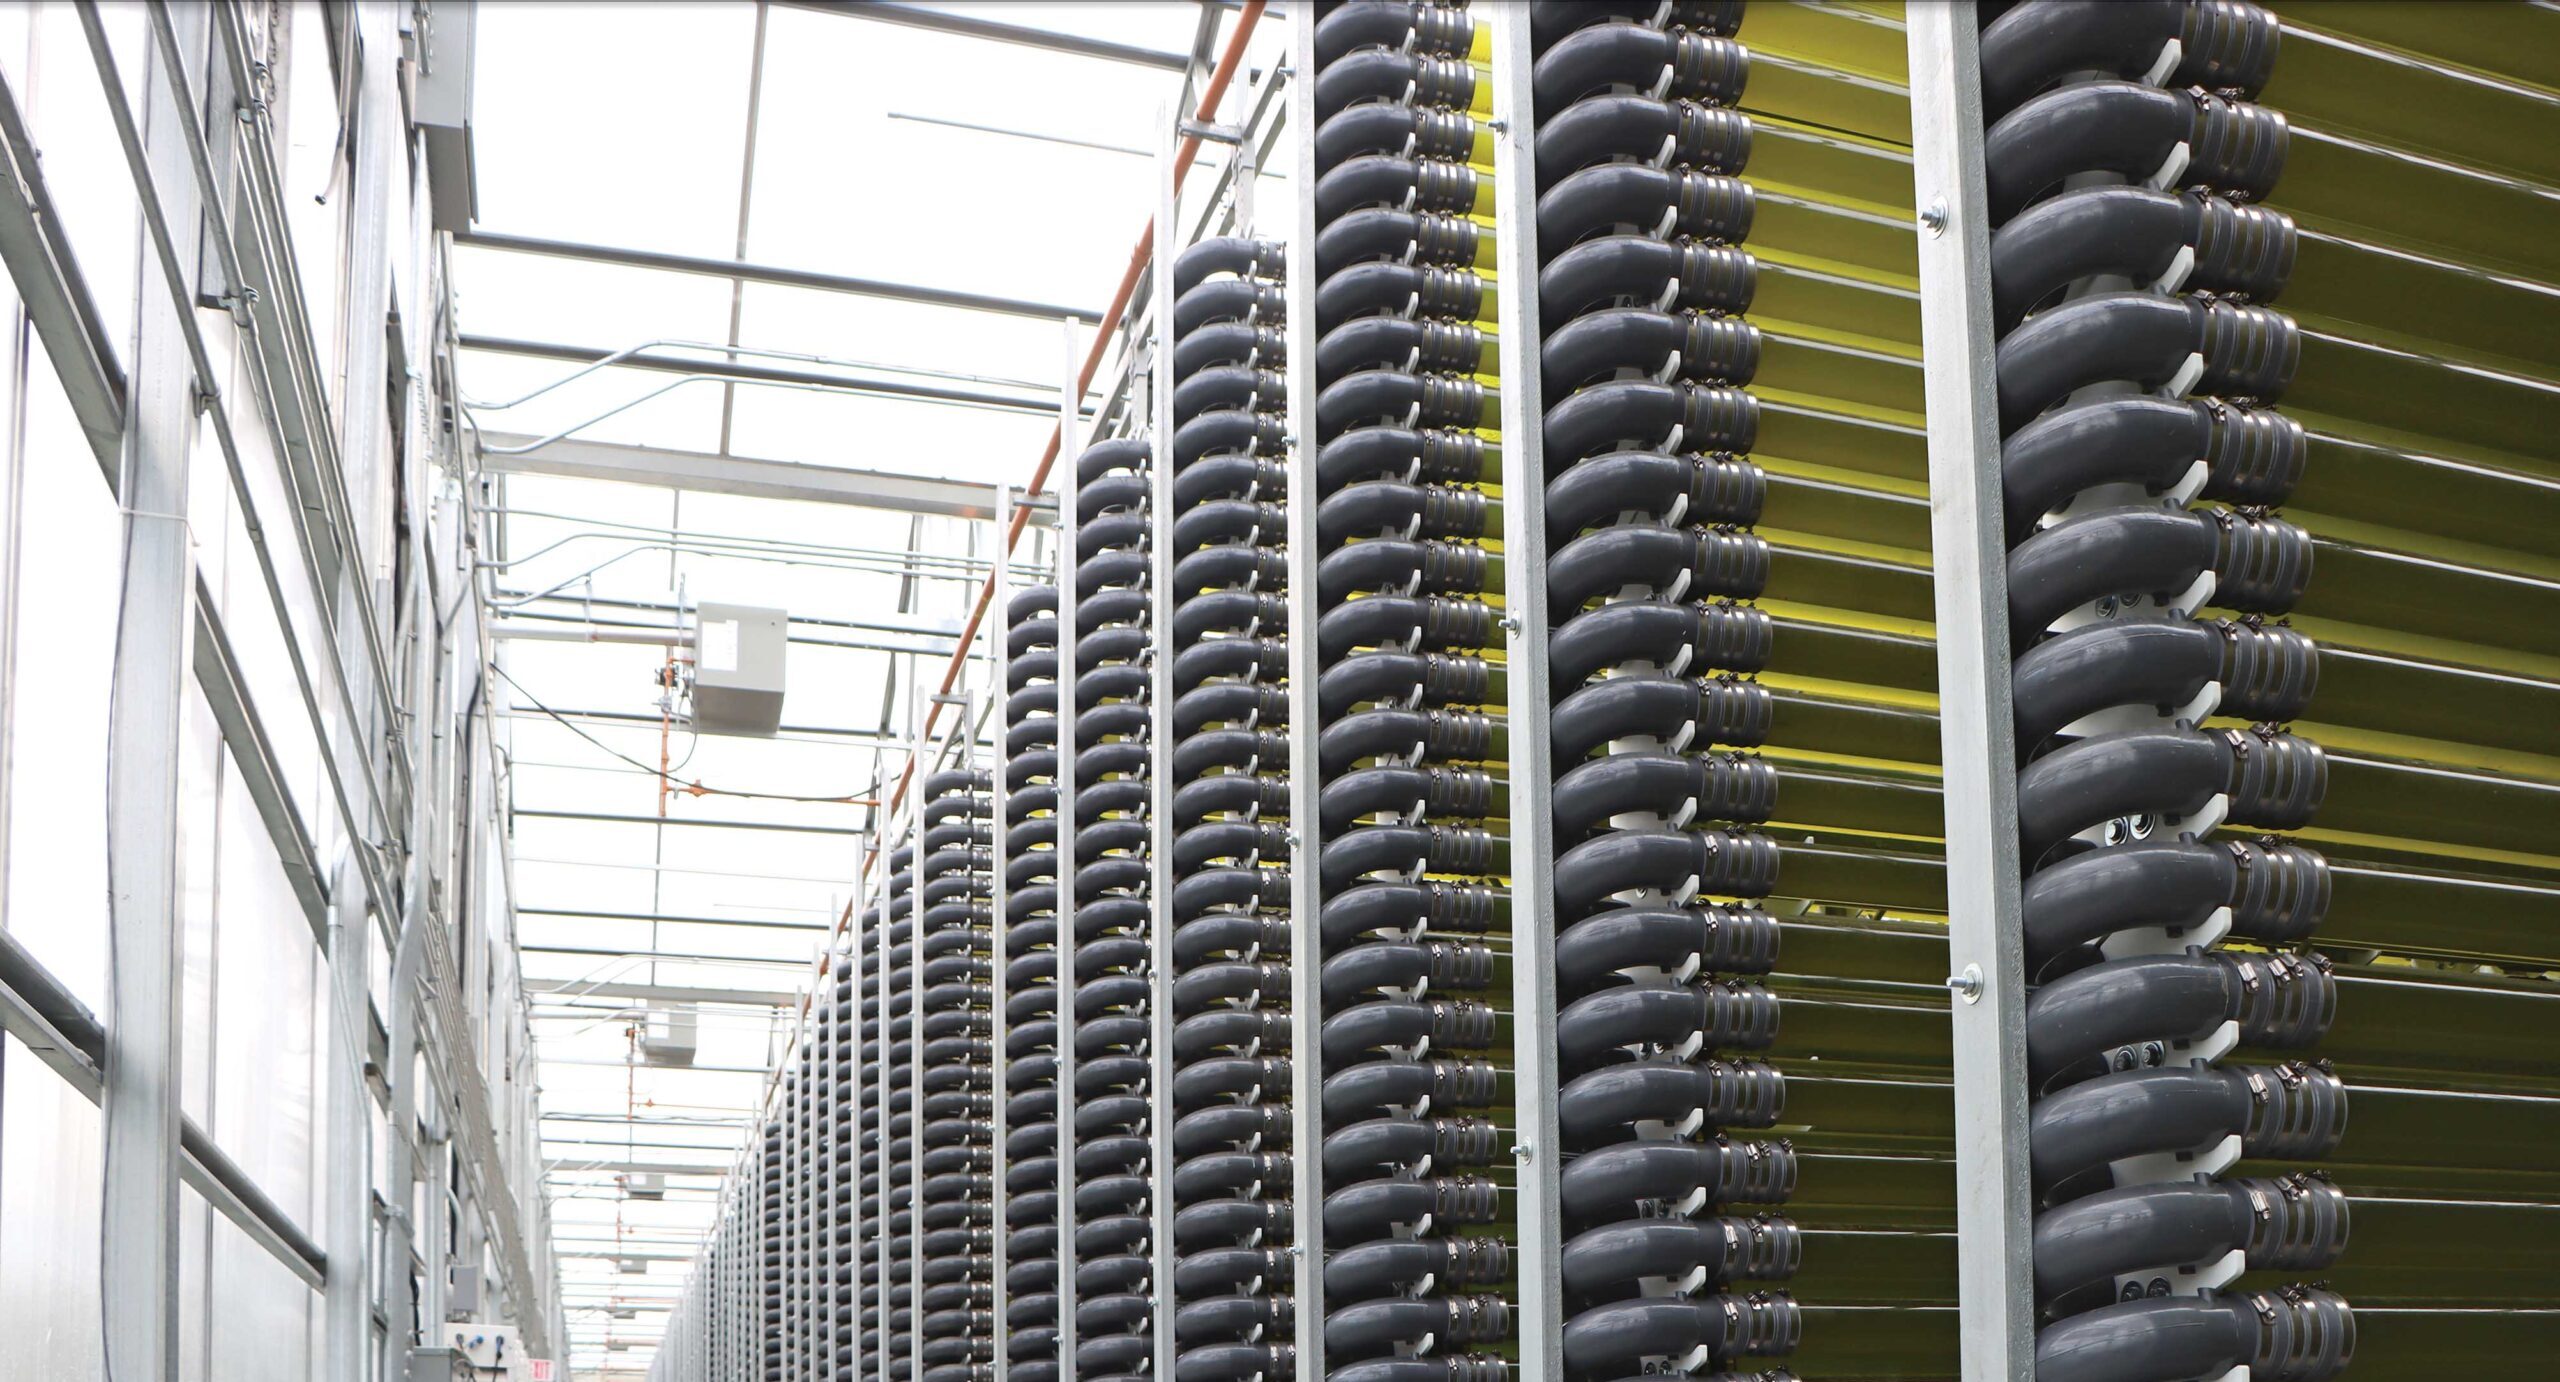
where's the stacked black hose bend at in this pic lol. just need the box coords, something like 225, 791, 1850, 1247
761, 1110, 782, 1381
1529, 5, 1804, 1380
828, 950, 858, 1374
882, 847, 922, 1377
1002, 584, 1065, 1382
1981, 6, 2352, 1381
858, 903, 886, 1377
1165, 227, 1298, 1382
1072, 434, 1160, 1381
919, 767, 998, 1381
1312, 7, 1522, 1380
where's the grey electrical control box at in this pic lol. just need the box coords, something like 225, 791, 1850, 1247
689, 603, 788, 737
410, 1348, 470, 1382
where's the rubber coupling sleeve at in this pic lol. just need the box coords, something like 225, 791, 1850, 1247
1531, 1, 1740, 47
1538, 165, 1754, 256
1544, 379, 1757, 471
1553, 828, 1781, 917
1997, 293, 2299, 434
1543, 307, 1761, 397
1317, 422, 1493, 496
1542, 235, 1756, 325
1551, 674, 1772, 765
1172, 365, 1285, 427
1548, 599, 1772, 690
1319, 480, 1492, 547
1171, 234, 1283, 297
1992, 187, 2295, 332
1326, 1235, 1509, 1306
2006, 506, 2311, 643
1076, 436, 1150, 485
1315, 261, 1487, 338
1324, 1294, 1510, 1360
1556, 981, 1780, 1066
1322, 1174, 1504, 1247
2001, 396, 2303, 537
1319, 1057, 1499, 1125
2033, 1287, 2352, 1382
2013, 616, 2317, 757
1987, 82, 2289, 224
1319, 822, 1507, 891
1174, 321, 1284, 381
1551, 751, 1778, 841
1171, 542, 1287, 602
1316, 314, 1486, 383
1531, 22, 1748, 114
1316, 207, 1485, 277
1315, 369, 1489, 442
1554, 904, 1780, 991
1536, 94, 1751, 190
1321, 763, 1504, 833
1561, 1292, 1799, 1374
1549, 524, 1770, 611
1319, 706, 1502, 776
1316, 649, 1500, 719
1315, 153, 1482, 224
1316, 594, 1498, 661
1175, 277, 1286, 336
2015, 724, 2324, 859
2027, 1062, 2346, 1192
1561, 1215, 1799, 1296
1173, 410, 1287, 471
1313, 50, 1479, 124
1548, 451, 1763, 542
2024, 950, 2335, 1088
1319, 539, 1492, 611
1313, 1, 1477, 68
1319, 879, 1507, 948
1978, 0, 2279, 120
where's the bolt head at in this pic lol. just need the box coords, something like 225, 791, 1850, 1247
1921, 200, 1950, 236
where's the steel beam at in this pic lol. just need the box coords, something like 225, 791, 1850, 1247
1487, 11, 1565, 1376
990, 482, 1013, 1382
0, 66, 124, 472
1906, 8, 2037, 1380
529, 980, 799, 1008
774, 0, 1191, 71
477, 430, 1049, 521
94, 4, 207, 1372
1145, 116, 1180, 1380
461, 334, 1060, 417
1280, 17, 1326, 1376
456, 228, 1101, 322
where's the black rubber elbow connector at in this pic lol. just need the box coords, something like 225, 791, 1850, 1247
1987, 81, 2288, 225
2026, 950, 2335, 1089
1173, 499, 1286, 557
1314, 49, 1479, 125
1551, 751, 1777, 841
1326, 1236, 1507, 1305
1320, 705, 1500, 776
1316, 369, 1492, 442
1531, 22, 1749, 113
1561, 1215, 1798, 1296
1316, 207, 1485, 278
1992, 187, 2294, 331
1319, 822, 1506, 892
1979, 0, 2279, 121
1320, 480, 1493, 547
1536, 94, 1751, 190
1996, 292, 2298, 435
1075, 548, 1147, 599
1531, 0, 1740, 46
2012, 616, 2316, 749
1553, 828, 1781, 917
1317, 594, 1496, 662
1172, 454, 1286, 516
1557, 981, 1779, 1066
1175, 277, 1286, 337
1318, 540, 1491, 609
1313, 0, 1476, 68
1326, 1295, 1508, 1360
1172, 636, 1286, 696
1316, 314, 1486, 384
1315, 153, 1482, 224
2032, 1173, 2347, 1306
1549, 524, 1770, 612
2033, 1287, 2353, 1382
1075, 473, 1146, 526
1547, 451, 1763, 542
1170, 680, 1289, 738
2002, 395, 2303, 536
1320, 878, 1505, 949
1319, 1057, 1497, 1126
1174, 321, 1284, 381
1316, 422, 1493, 496
1545, 379, 1757, 471
1541, 234, 1756, 324
1006, 584, 1059, 626
1172, 410, 1286, 471
2015, 726, 2325, 861
1172, 542, 1287, 602
1558, 1056, 1784, 1143
2007, 505, 2311, 643
1315, 101, 1478, 175
1548, 599, 1772, 690
1317, 649, 1500, 720
1173, 365, 1285, 426
1169, 866, 1285, 925
1175, 1343, 1293, 1382
1076, 435, 1150, 486
1562, 1293, 1799, 1373
1553, 904, 1780, 991
2028, 1062, 2346, 1193
1551, 674, 1772, 765
1315, 261, 1487, 336
1322, 1175, 1502, 1247
1538, 164, 1754, 255
1543, 307, 1761, 397
1321, 764, 1504, 834
1172, 589, 1284, 648
1172, 235, 1282, 297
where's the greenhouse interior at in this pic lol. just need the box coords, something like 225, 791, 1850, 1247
0, 1, 2554, 1380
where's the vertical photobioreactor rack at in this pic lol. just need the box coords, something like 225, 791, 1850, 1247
652, 5, 2560, 1381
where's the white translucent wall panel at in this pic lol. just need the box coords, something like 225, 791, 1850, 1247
0, 1040, 106, 1382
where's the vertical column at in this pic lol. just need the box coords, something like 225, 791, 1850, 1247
100, 7, 208, 1378
1052, 412, 1083, 1382
1485, 10, 1562, 1377
1145, 116, 1181, 1382
1904, 8, 2036, 1380
905, 690, 929, 1382
989, 484, 1014, 1382
1279, 16, 1326, 1377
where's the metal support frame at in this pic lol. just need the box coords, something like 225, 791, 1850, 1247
1280, 17, 1327, 1375
1487, 11, 1566, 1375
989, 482, 1015, 1382
775, 0, 1192, 71
98, 6, 209, 1375
1906, 8, 2037, 1380
477, 431, 1049, 521
1052, 361, 1085, 1382
1144, 110, 1181, 1379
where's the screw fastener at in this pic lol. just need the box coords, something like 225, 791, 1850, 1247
1947, 965, 1984, 1004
